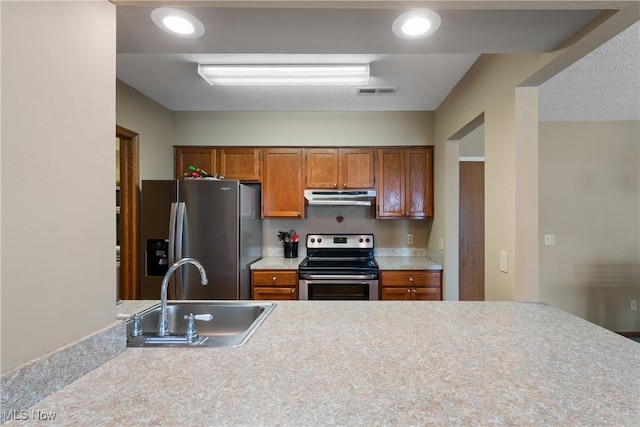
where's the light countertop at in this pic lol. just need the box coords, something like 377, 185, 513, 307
12, 301, 640, 426
250, 256, 442, 270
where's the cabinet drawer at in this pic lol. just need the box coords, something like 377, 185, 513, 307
380, 270, 441, 287
252, 270, 298, 286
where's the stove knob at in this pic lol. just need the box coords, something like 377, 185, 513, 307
359, 238, 364, 243
310, 238, 315, 243
366, 238, 370, 243
317, 238, 322, 243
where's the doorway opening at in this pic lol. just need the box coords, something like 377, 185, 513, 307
116, 125, 140, 300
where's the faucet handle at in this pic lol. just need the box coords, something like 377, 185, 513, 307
192, 314, 212, 322
184, 313, 199, 342
130, 313, 142, 337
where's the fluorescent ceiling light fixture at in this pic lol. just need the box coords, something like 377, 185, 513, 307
151, 8, 205, 38
392, 9, 441, 40
197, 64, 370, 86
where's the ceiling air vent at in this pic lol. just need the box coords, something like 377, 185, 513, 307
357, 87, 396, 95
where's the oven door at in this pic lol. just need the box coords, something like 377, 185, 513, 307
299, 276, 379, 300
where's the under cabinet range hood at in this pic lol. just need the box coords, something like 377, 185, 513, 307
304, 189, 376, 206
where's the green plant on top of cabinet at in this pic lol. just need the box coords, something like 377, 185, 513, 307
306, 148, 375, 189
376, 147, 433, 219
219, 148, 261, 182
175, 147, 217, 179
262, 148, 306, 219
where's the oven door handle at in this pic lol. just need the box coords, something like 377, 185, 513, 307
300, 274, 379, 280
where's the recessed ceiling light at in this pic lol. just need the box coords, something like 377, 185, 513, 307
151, 8, 205, 38
392, 9, 441, 40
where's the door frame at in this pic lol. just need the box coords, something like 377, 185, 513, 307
116, 125, 140, 300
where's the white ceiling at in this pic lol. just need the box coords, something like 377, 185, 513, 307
115, 5, 639, 119
539, 21, 640, 121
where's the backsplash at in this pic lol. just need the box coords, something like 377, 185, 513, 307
263, 205, 439, 261
265, 245, 442, 263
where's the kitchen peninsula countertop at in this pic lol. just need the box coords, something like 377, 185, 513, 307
13, 301, 639, 426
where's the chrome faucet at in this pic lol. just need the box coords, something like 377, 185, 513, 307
158, 258, 208, 337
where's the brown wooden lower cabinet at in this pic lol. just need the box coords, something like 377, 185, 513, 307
251, 270, 298, 300
380, 270, 442, 301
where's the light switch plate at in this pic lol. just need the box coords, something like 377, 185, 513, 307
500, 251, 508, 273
544, 234, 556, 245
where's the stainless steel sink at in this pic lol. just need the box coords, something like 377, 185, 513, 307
126, 301, 276, 348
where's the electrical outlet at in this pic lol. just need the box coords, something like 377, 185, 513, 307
407, 234, 413, 245
631, 300, 638, 311
500, 251, 508, 273
544, 234, 556, 245
438, 237, 444, 250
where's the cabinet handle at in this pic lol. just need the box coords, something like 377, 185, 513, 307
297, 212, 301, 217
343, 183, 347, 189
407, 289, 411, 293
291, 288, 295, 293
412, 288, 416, 293
272, 276, 277, 281
333, 183, 337, 188
409, 277, 414, 282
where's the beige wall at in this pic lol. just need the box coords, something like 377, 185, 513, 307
116, 80, 174, 181
263, 206, 432, 255
1, 1, 116, 372
172, 111, 433, 147
539, 121, 640, 332
433, 53, 554, 301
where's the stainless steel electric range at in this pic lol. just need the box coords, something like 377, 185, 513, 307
298, 234, 379, 300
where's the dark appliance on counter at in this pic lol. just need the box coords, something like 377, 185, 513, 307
140, 179, 262, 300
298, 234, 379, 300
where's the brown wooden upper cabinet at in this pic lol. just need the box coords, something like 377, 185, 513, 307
175, 147, 217, 179
175, 147, 261, 182
219, 148, 261, 182
262, 148, 306, 219
306, 148, 375, 189
376, 147, 433, 219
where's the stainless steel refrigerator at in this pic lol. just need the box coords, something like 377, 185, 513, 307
140, 180, 262, 300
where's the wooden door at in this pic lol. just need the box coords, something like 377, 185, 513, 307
116, 125, 140, 300
219, 148, 261, 182
340, 148, 375, 189
175, 147, 217, 179
262, 148, 305, 218
459, 161, 485, 301
306, 148, 339, 188
376, 148, 405, 218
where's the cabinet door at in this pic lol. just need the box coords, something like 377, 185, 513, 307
306, 149, 339, 189
405, 147, 433, 219
376, 149, 405, 218
262, 148, 305, 218
219, 148, 261, 182
253, 286, 298, 300
175, 147, 217, 179
381, 287, 413, 301
340, 148, 375, 189
413, 287, 441, 301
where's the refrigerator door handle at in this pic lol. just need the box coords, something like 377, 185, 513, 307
175, 202, 187, 299
168, 202, 178, 267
